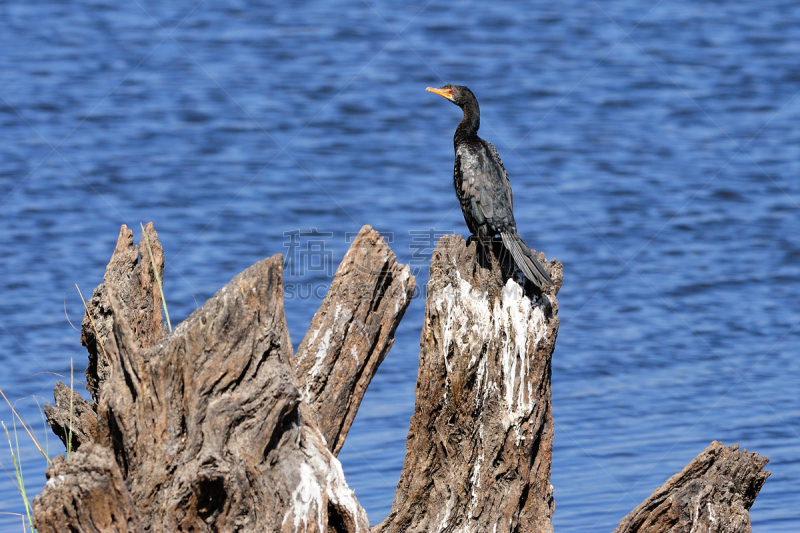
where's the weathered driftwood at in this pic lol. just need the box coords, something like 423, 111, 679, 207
613, 441, 770, 533
42, 381, 99, 451
375, 236, 562, 533
293, 225, 415, 455
44, 223, 166, 452
81, 222, 166, 401
36, 223, 771, 532
36, 224, 421, 532
34, 443, 142, 533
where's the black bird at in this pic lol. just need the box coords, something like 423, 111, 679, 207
426, 84, 553, 288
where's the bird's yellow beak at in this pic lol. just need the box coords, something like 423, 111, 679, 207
426, 87, 453, 100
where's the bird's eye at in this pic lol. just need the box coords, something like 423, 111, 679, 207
448, 90, 453, 94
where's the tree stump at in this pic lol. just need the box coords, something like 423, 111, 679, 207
613, 441, 770, 533
375, 236, 562, 533
35, 224, 413, 532
35, 224, 770, 532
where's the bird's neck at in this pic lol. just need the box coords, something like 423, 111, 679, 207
455, 100, 480, 141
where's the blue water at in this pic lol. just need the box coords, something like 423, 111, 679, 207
1, 1, 799, 530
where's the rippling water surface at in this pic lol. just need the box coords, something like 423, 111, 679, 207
1, 1, 799, 530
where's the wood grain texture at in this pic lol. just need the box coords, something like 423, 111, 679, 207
43, 381, 99, 451
293, 225, 415, 455
36, 224, 770, 533
36, 226, 370, 532
81, 222, 166, 402
33, 442, 142, 533
613, 441, 770, 533
44, 223, 166, 451
375, 236, 562, 533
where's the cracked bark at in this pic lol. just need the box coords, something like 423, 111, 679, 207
81, 222, 166, 402
34, 224, 770, 532
35, 223, 412, 532
37, 252, 372, 531
293, 225, 416, 455
33, 443, 142, 533
374, 236, 562, 533
44, 223, 166, 451
613, 441, 770, 533
42, 381, 99, 451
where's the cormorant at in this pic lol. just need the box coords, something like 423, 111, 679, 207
426, 84, 553, 288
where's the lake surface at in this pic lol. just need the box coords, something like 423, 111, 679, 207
1, 0, 799, 530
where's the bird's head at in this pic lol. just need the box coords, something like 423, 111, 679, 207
426, 84, 476, 108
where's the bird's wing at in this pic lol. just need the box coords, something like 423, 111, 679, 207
484, 140, 513, 206
456, 141, 516, 233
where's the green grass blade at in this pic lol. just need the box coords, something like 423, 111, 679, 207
66, 359, 74, 460
0, 388, 50, 464
3, 421, 33, 531
140, 223, 172, 332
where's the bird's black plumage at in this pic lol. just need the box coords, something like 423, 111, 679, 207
426, 84, 553, 288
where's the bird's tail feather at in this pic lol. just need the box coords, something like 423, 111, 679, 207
500, 230, 553, 288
